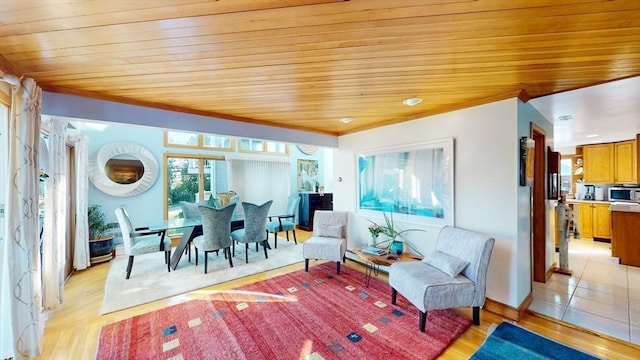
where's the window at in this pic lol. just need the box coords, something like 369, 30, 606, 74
165, 130, 234, 151
239, 138, 289, 155
165, 154, 228, 221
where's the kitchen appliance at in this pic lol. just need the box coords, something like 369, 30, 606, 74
608, 186, 640, 203
583, 185, 595, 200
594, 186, 604, 201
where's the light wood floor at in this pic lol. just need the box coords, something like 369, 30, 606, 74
36, 230, 639, 359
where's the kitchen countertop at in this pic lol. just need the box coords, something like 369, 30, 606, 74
609, 203, 640, 213
565, 199, 611, 204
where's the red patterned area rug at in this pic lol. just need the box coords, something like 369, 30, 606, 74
96, 262, 472, 360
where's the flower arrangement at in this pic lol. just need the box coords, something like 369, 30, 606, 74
368, 223, 383, 238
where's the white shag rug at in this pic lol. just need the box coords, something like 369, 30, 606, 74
100, 237, 303, 314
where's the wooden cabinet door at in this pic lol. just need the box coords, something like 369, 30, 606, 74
583, 144, 614, 183
592, 203, 611, 239
614, 140, 637, 183
579, 203, 593, 239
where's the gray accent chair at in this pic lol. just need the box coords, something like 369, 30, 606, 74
303, 210, 348, 274
114, 206, 172, 279
266, 195, 301, 248
389, 226, 495, 332
192, 203, 236, 273
230, 201, 273, 263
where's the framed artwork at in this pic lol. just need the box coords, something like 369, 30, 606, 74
357, 138, 455, 227
520, 136, 535, 186
297, 159, 319, 191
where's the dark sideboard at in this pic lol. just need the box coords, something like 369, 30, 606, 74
298, 192, 333, 231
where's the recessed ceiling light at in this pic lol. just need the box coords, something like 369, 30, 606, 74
339, 117, 354, 123
557, 115, 573, 121
586, 134, 599, 138
403, 97, 422, 106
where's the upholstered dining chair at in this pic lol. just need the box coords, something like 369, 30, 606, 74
303, 210, 348, 274
230, 200, 273, 263
266, 195, 300, 248
192, 203, 236, 273
114, 206, 172, 279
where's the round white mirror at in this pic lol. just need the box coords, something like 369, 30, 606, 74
89, 142, 158, 197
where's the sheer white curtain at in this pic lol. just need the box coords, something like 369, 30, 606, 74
42, 117, 68, 309
2, 77, 43, 358
226, 155, 290, 215
72, 135, 90, 270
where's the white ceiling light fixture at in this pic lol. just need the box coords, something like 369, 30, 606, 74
339, 117, 354, 123
403, 97, 422, 106
557, 115, 573, 122
586, 134, 599, 138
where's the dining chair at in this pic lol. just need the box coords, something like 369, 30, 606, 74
230, 200, 273, 263
114, 206, 172, 279
192, 203, 236, 273
303, 210, 348, 274
179, 200, 207, 261
266, 194, 300, 248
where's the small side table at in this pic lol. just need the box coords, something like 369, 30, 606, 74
350, 247, 423, 287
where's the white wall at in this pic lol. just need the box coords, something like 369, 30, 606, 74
335, 98, 551, 308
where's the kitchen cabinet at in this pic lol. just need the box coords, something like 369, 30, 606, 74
583, 143, 614, 183
578, 202, 611, 240
614, 140, 637, 183
611, 205, 640, 266
298, 192, 333, 231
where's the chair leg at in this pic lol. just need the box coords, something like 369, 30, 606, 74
473, 306, 480, 325
305, 258, 309, 272
263, 242, 268, 259
255, 242, 259, 252
419, 311, 427, 332
336, 261, 341, 274
285, 231, 289, 244
391, 288, 397, 305
245, 243, 249, 263
204, 251, 208, 274
166, 251, 171, 272
126, 256, 134, 279
195, 248, 199, 266
274, 231, 278, 248
292, 229, 297, 244
227, 247, 233, 268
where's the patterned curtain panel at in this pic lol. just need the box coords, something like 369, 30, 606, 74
42, 117, 68, 309
3, 77, 44, 358
73, 135, 90, 270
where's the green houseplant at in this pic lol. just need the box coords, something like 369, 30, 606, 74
368, 212, 424, 255
88, 205, 115, 264
88, 204, 112, 239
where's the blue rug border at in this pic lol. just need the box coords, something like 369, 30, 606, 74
470, 321, 600, 360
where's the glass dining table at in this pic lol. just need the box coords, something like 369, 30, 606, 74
148, 215, 247, 270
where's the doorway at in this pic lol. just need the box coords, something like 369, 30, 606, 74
531, 125, 547, 283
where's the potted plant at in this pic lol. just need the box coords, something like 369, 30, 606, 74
368, 212, 424, 255
88, 205, 115, 264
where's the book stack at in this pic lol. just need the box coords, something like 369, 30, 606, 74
361, 247, 388, 256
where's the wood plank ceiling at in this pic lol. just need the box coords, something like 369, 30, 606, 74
1, 0, 639, 136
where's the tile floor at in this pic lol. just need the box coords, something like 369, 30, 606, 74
530, 238, 640, 344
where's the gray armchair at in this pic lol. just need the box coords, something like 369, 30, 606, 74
114, 206, 172, 279
266, 194, 300, 248
303, 210, 348, 274
230, 201, 273, 263
389, 226, 495, 332
192, 203, 236, 273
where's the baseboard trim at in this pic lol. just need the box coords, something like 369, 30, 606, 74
484, 292, 533, 321
545, 262, 557, 282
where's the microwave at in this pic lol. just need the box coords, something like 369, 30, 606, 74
608, 187, 640, 203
